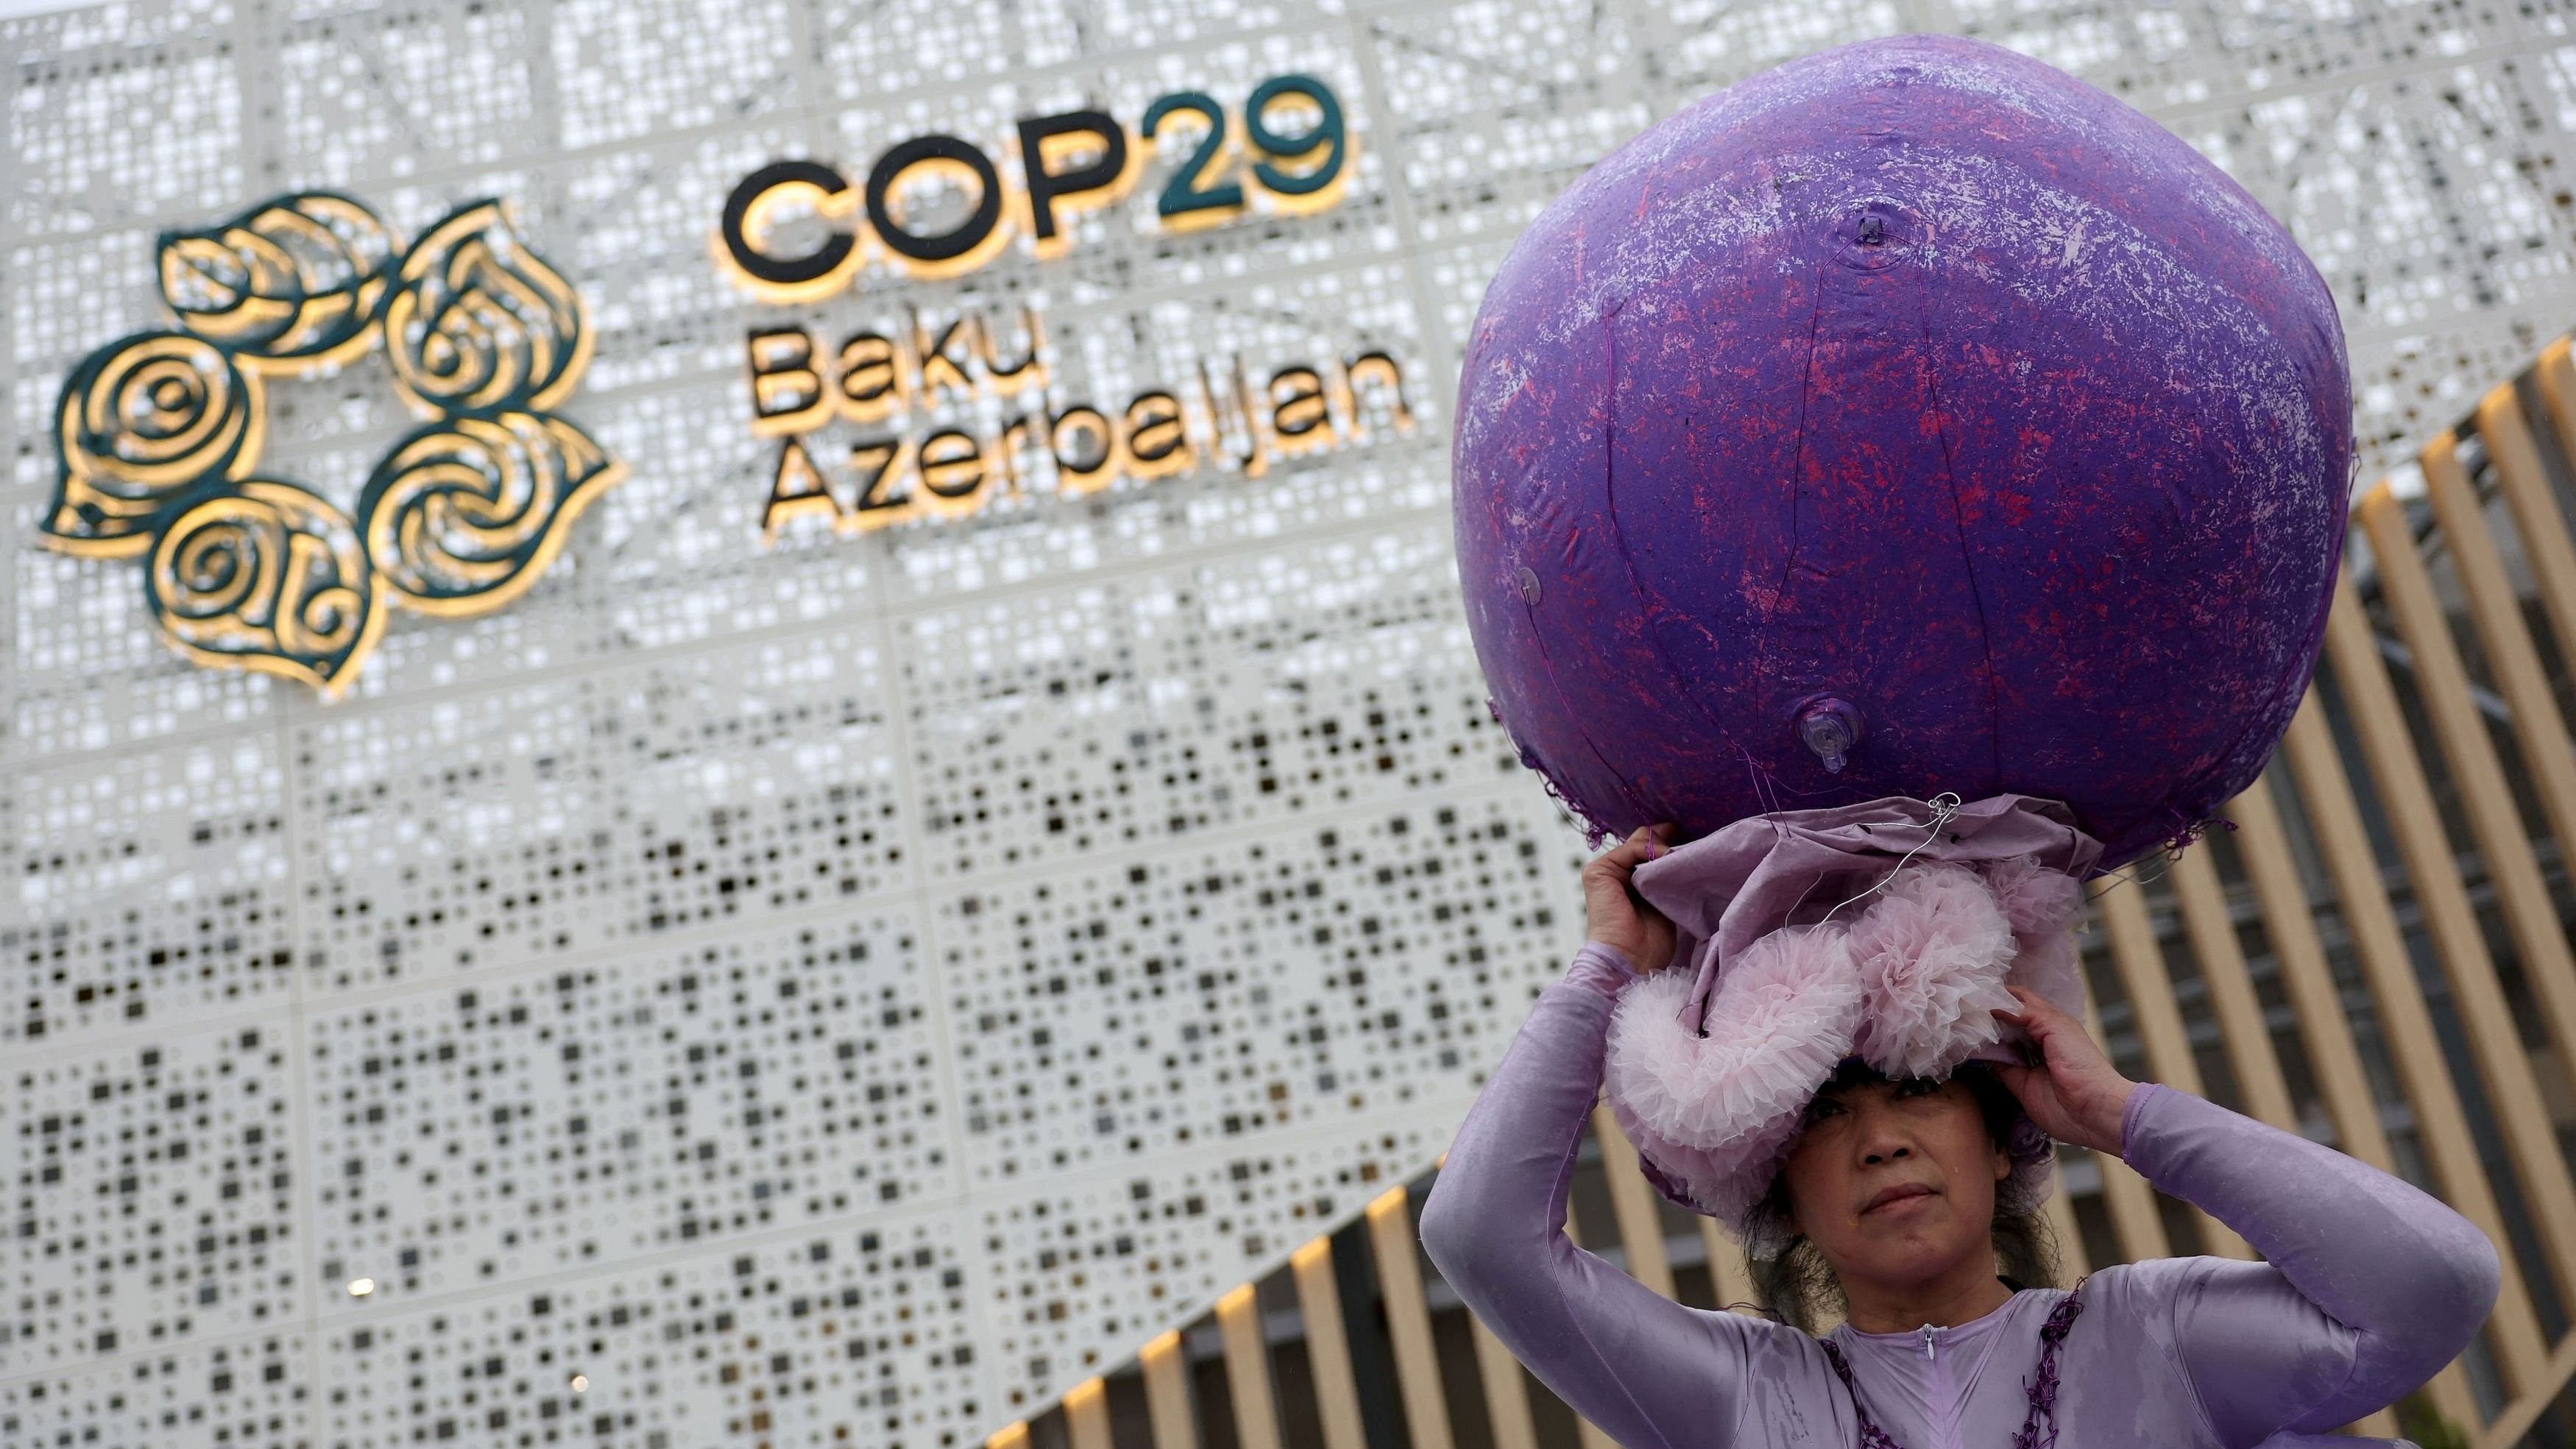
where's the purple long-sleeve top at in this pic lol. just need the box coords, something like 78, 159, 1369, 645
1419, 944, 2502, 1449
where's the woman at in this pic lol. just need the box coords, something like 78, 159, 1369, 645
1419, 823, 2502, 1449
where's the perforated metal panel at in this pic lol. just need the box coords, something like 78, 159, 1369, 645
5, 0, 2570, 1444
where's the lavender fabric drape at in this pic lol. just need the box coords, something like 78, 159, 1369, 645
1418, 943, 2500, 1449
1626, 792, 2103, 1038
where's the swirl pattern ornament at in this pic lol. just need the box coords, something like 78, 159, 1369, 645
148, 480, 384, 695
158, 192, 395, 368
383, 200, 593, 417
38, 188, 623, 696
358, 411, 626, 615
43, 331, 266, 556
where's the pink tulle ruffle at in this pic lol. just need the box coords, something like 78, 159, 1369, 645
1850, 862, 2020, 1079
1983, 852, 2090, 1019
1605, 927, 1863, 1224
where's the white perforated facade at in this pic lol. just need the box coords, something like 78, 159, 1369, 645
1, 0, 2568, 1444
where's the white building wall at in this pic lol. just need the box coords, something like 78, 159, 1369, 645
1, 0, 2566, 1444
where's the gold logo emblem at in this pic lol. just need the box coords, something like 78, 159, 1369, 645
40, 192, 624, 697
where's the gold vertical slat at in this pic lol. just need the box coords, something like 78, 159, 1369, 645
2466, 380, 2576, 1431
2076, 974, 2173, 1264
1467, 1314, 1542, 1449
2235, 759, 2429, 1447
2280, 698, 2516, 1430
2166, 844, 2301, 1133
2474, 1331, 2576, 1449
2076, 1137, 2168, 1266
1215, 1284, 1284, 1449
2111, 836, 2407, 1434
2164, 819, 2395, 1441
2042, 1179, 2090, 1280
2478, 378, 2576, 674
1365, 1186, 1457, 1449
2090, 879, 2254, 1258
2359, 484, 2576, 1264
1575, 1399, 1623, 1449
1289, 1239, 1369, 1449
1591, 1103, 1678, 1299
1695, 1217, 1761, 1314
1576, 1396, 1621, 1448
2175, 807, 2406, 1447
2514, 339, 2576, 659
2363, 472, 2576, 1077
2539, 336, 2576, 429
1065, 1378, 1114, 1449
1574, 1392, 1621, 1449
1141, 1328, 1198, 1449
2421, 430, 2576, 988
2226, 776, 2399, 1174
2318, 573, 2561, 1396
2535, 339, 2576, 466
985, 1421, 1032, 1449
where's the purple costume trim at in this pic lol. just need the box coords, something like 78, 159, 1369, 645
2007, 1295, 2079, 1449
1818, 1336, 1908, 1449
1824, 1297, 2081, 1449
1819, 1291, 2082, 1449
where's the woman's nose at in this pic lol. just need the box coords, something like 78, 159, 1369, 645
1854, 1104, 1917, 1164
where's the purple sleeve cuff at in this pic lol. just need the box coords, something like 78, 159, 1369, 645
2117, 1079, 2165, 1159
1566, 940, 1641, 999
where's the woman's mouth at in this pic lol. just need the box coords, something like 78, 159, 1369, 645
1861, 1183, 1939, 1215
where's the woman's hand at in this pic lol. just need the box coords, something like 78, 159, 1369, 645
1582, 824, 1680, 974
1993, 983, 2140, 1157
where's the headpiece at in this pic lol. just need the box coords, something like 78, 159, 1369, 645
1602, 793, 2103, 1255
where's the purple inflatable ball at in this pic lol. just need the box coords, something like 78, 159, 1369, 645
1452, 32, 2353, 874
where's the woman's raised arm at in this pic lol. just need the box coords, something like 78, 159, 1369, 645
1418, 940, 1768, 1449
2119, 1080, 2500, 1445
1998, 977, 2498, 1444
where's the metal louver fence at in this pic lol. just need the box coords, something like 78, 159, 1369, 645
977, 332, 2576, 1449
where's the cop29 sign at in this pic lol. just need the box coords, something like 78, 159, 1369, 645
714, 74, 1354, 299
717, 72, 1417, 536
32, 75, 1399, 698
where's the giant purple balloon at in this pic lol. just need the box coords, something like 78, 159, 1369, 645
1454, 33, 2351, 872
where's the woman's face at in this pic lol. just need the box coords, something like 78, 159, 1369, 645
1778, 1074, 2011, 1292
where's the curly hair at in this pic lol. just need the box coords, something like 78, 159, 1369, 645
1739, 1060, 2062, 1333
